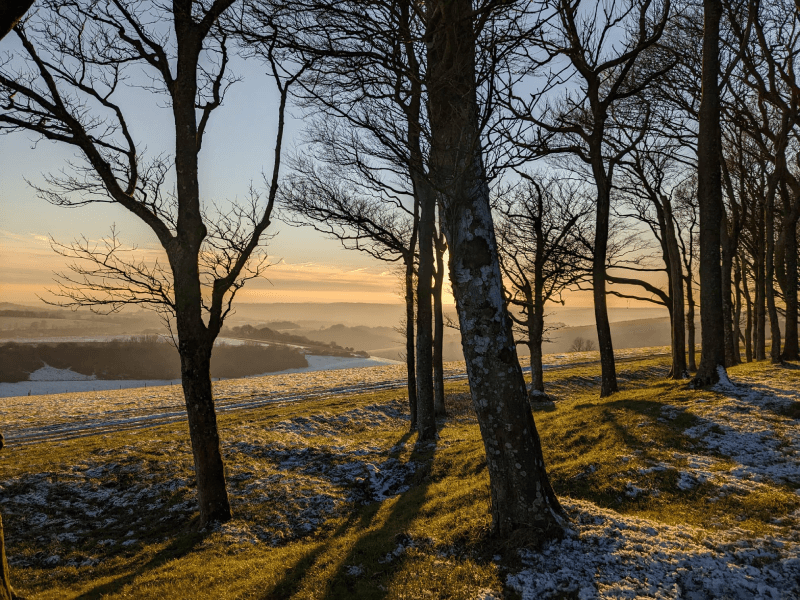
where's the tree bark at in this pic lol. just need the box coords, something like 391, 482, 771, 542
733, 254, 744, 364
528, 211, 547, 395
168, 14, 233, 525
426, 0, 565, 539
433, 229, 447, 416
0, 0, 35, 39
780, 210, 799, 360
0, 513, 11, 600
0, 2, 35, 591
686, 273, 697, 371
590, 160, 619, 396
692, 0, 727, 386
0, 434, 11, 600
755, 200, 767, 360
527, 302, 546, 394
664, 198, 687, 378
766, 186, 782, 363
720, 216, 738, 367
404, 251, 418, 430
741, 252, 753, 362
173, 305, 231, 526
415, 180, 437, 440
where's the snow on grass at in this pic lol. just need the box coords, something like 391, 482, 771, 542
0, 394, 418, 567
28, 364, 97, 382
3, 348, 796, 598
678, 375, 800, 486
507, 500, 799, 600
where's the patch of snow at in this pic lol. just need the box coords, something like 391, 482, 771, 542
507, 500, 799, 600
29, 364, 97, 382
683, 384, 800, 486
346, 564, 364, 577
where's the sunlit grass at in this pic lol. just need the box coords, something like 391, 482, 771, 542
3, 353, 799, 598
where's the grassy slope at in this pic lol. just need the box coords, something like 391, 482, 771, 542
2, 355, 799, 599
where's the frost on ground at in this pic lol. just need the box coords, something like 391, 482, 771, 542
0, 397, 417, 566
508, 367, 800, 600
680, 374, 800, 487
507, 500, 800, 600
1, 351, 799, 598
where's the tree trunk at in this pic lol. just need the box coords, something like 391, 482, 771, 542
720, 217, 738, 367
686, 273, 697, 371
528, 307, 546, 395
781, 215, 799, 360
0, 435, 12, 600
426, 0, 565, 539
176, 326, 231, 527
755, 205, 767, 360
404, 252, 418, 430
741, 253, 753, 362
0, 4, 35, 591
0, 0, 35, 39
591, 172, 618, 396
433, 230, 447, 416
692, 0, 727, 386
415, 180, 437, 441
664, 198, 687, 378
733, 254, 744, 364
0, 513, 12, 600
766, 187, 782, 363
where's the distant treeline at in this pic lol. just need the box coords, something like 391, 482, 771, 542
222, 324, 369, 357
0, 310, 69, 319
0, 337, 307, 383
263, 321, 300, 330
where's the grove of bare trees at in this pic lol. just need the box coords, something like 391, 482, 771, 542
2, 0, 800, 578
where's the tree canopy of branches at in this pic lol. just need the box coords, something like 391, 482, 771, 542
496, 174, 591, 396
0, 0, 303, 527
503, 0, 673, 396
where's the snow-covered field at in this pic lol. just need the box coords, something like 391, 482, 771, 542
0, 354, 402, 399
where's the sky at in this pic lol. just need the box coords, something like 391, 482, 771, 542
0, 40, 414, 307
0, 24, 645, 311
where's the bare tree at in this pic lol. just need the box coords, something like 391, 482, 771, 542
569, 337, 596, 352
504, 0, 673, 397
496, 174, 591, 397
0, 0, 303, 527
426, 0, 566, 538
674, 177, 700, 370
614, 130, 692, 378
1, 3, 60, 598
264, 0, 444, 439
277, 155, 422, 426
726, 0, 800, 362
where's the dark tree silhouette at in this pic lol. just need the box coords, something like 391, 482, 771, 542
265, 0, 440, 438
505, 0, 673, 396
496, 174, 591, 396
691, 0, 728, 386
0, 0, 304, 527
2, 3, 41, 597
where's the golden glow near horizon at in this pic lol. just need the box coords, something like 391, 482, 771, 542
1, 226, 661, 309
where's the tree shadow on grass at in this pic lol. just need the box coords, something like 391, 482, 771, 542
73, 528, 204, 600
256, 430, 439, 600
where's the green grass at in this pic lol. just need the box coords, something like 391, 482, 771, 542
3, 355, 799, 599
